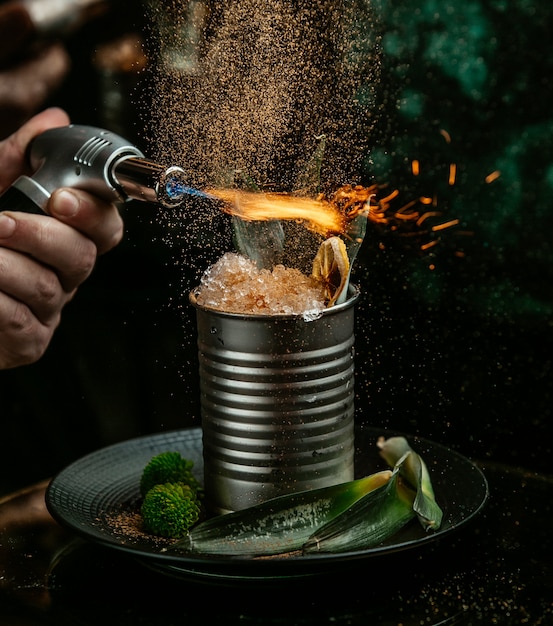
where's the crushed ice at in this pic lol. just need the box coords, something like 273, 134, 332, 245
195, 252, 327, 317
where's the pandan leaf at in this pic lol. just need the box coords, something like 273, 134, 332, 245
170, 470, 392, 557
230, 169, 285, 269
232, 217, 285, 269
336, 204, 370, 305
302, 453, 416, 553
377, 436, 443, 531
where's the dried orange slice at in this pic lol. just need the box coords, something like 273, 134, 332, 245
312, 236, 350, 306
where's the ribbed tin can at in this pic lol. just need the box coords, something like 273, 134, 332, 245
189, 286, 359, 514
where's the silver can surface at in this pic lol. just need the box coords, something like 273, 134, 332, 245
189, 286, 359, 514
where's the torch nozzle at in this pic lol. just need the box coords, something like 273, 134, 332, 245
0, 124, 211, 215
112, 156, 209, 208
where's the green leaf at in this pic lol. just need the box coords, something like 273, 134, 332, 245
302, 454, 416, 553
230, 169, 285, 269
232, 216, 285, 269
336, 196, 371, 305
377, 436, 443, 531
170, 470, 392, 557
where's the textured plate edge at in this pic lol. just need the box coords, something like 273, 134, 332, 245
44, 426, 490, 576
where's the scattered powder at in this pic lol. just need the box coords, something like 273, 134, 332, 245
103, 505, 174, 549
140, 1, 381, 344
104, 505, 303, 560
145, 0, 380, 189
194, 252, 327, 316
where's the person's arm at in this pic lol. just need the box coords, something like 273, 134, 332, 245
0, 108, 123, 369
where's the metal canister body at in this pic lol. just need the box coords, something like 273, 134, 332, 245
190, 287, 359, 514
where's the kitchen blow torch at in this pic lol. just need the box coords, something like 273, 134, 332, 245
0, 124, 204, 215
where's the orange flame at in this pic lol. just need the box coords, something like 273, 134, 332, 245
206, 155, 465, 256
207, 188, 346, 237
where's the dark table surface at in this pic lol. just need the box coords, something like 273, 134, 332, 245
0, 457, 552, 625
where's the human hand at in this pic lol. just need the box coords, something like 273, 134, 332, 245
0, 108, 124, 369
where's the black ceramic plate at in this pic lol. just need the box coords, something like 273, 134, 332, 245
45, 426, 488, 581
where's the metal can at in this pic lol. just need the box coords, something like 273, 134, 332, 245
190, 286, 359, 513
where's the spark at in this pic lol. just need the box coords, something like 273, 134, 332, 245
485, 170, 501, 184
394, 210, 419, 221
379, 189, 400, 204
440, 129, 452, 144
394, 199, 418, 216
432, 218, 460, 232
206, 123, 469, 261
448, 163, 457, 186
416, 211, 442, 226
421, 239, 440, 251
